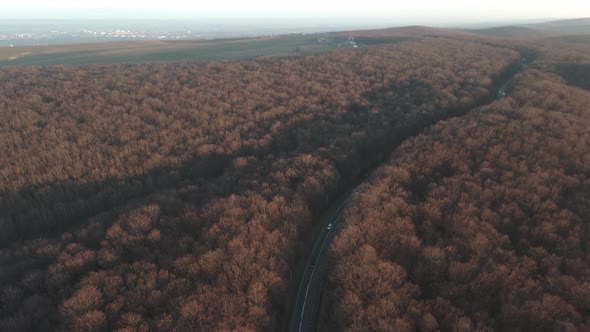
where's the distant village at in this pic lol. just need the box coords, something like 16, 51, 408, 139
0, 29, 200, 47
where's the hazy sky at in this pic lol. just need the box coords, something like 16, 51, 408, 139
2, 0, 590, 25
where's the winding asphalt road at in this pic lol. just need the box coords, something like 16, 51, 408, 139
289, 198, 350, 332
289, 57, 528, 332
289, 82, 516, 332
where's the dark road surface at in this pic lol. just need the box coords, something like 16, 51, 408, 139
497, 57, 528, 99
289, 198, 349, 332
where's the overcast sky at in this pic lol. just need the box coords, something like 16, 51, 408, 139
2, 0, 589, 25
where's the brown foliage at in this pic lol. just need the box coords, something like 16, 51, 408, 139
322, 50, 590, 330
0, 37, 519, 330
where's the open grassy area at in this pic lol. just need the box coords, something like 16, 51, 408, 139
0, 34, 346, 66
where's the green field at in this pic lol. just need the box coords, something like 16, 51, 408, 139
0, 34, 349, 66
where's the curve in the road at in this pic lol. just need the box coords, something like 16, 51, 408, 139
299, 204, 347, 331
289, 55, 529, 332
290, 198, 349, 332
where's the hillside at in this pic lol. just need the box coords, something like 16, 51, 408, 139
0, 26, 485, 67
0, 36, 519, 331
320, 36, 590, 331
528, 17, 590, 35
2, 20, 589, 331
0, 34, 343, 66
339, 25, 478, 38
466, 25, 555, 38
464, 18, 590, 39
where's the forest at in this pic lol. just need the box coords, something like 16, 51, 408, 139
0, 36, 521, 331
2, 27, 589, 331
320, 38, 590, 331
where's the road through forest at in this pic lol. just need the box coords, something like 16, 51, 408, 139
289, 55, 528, 332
